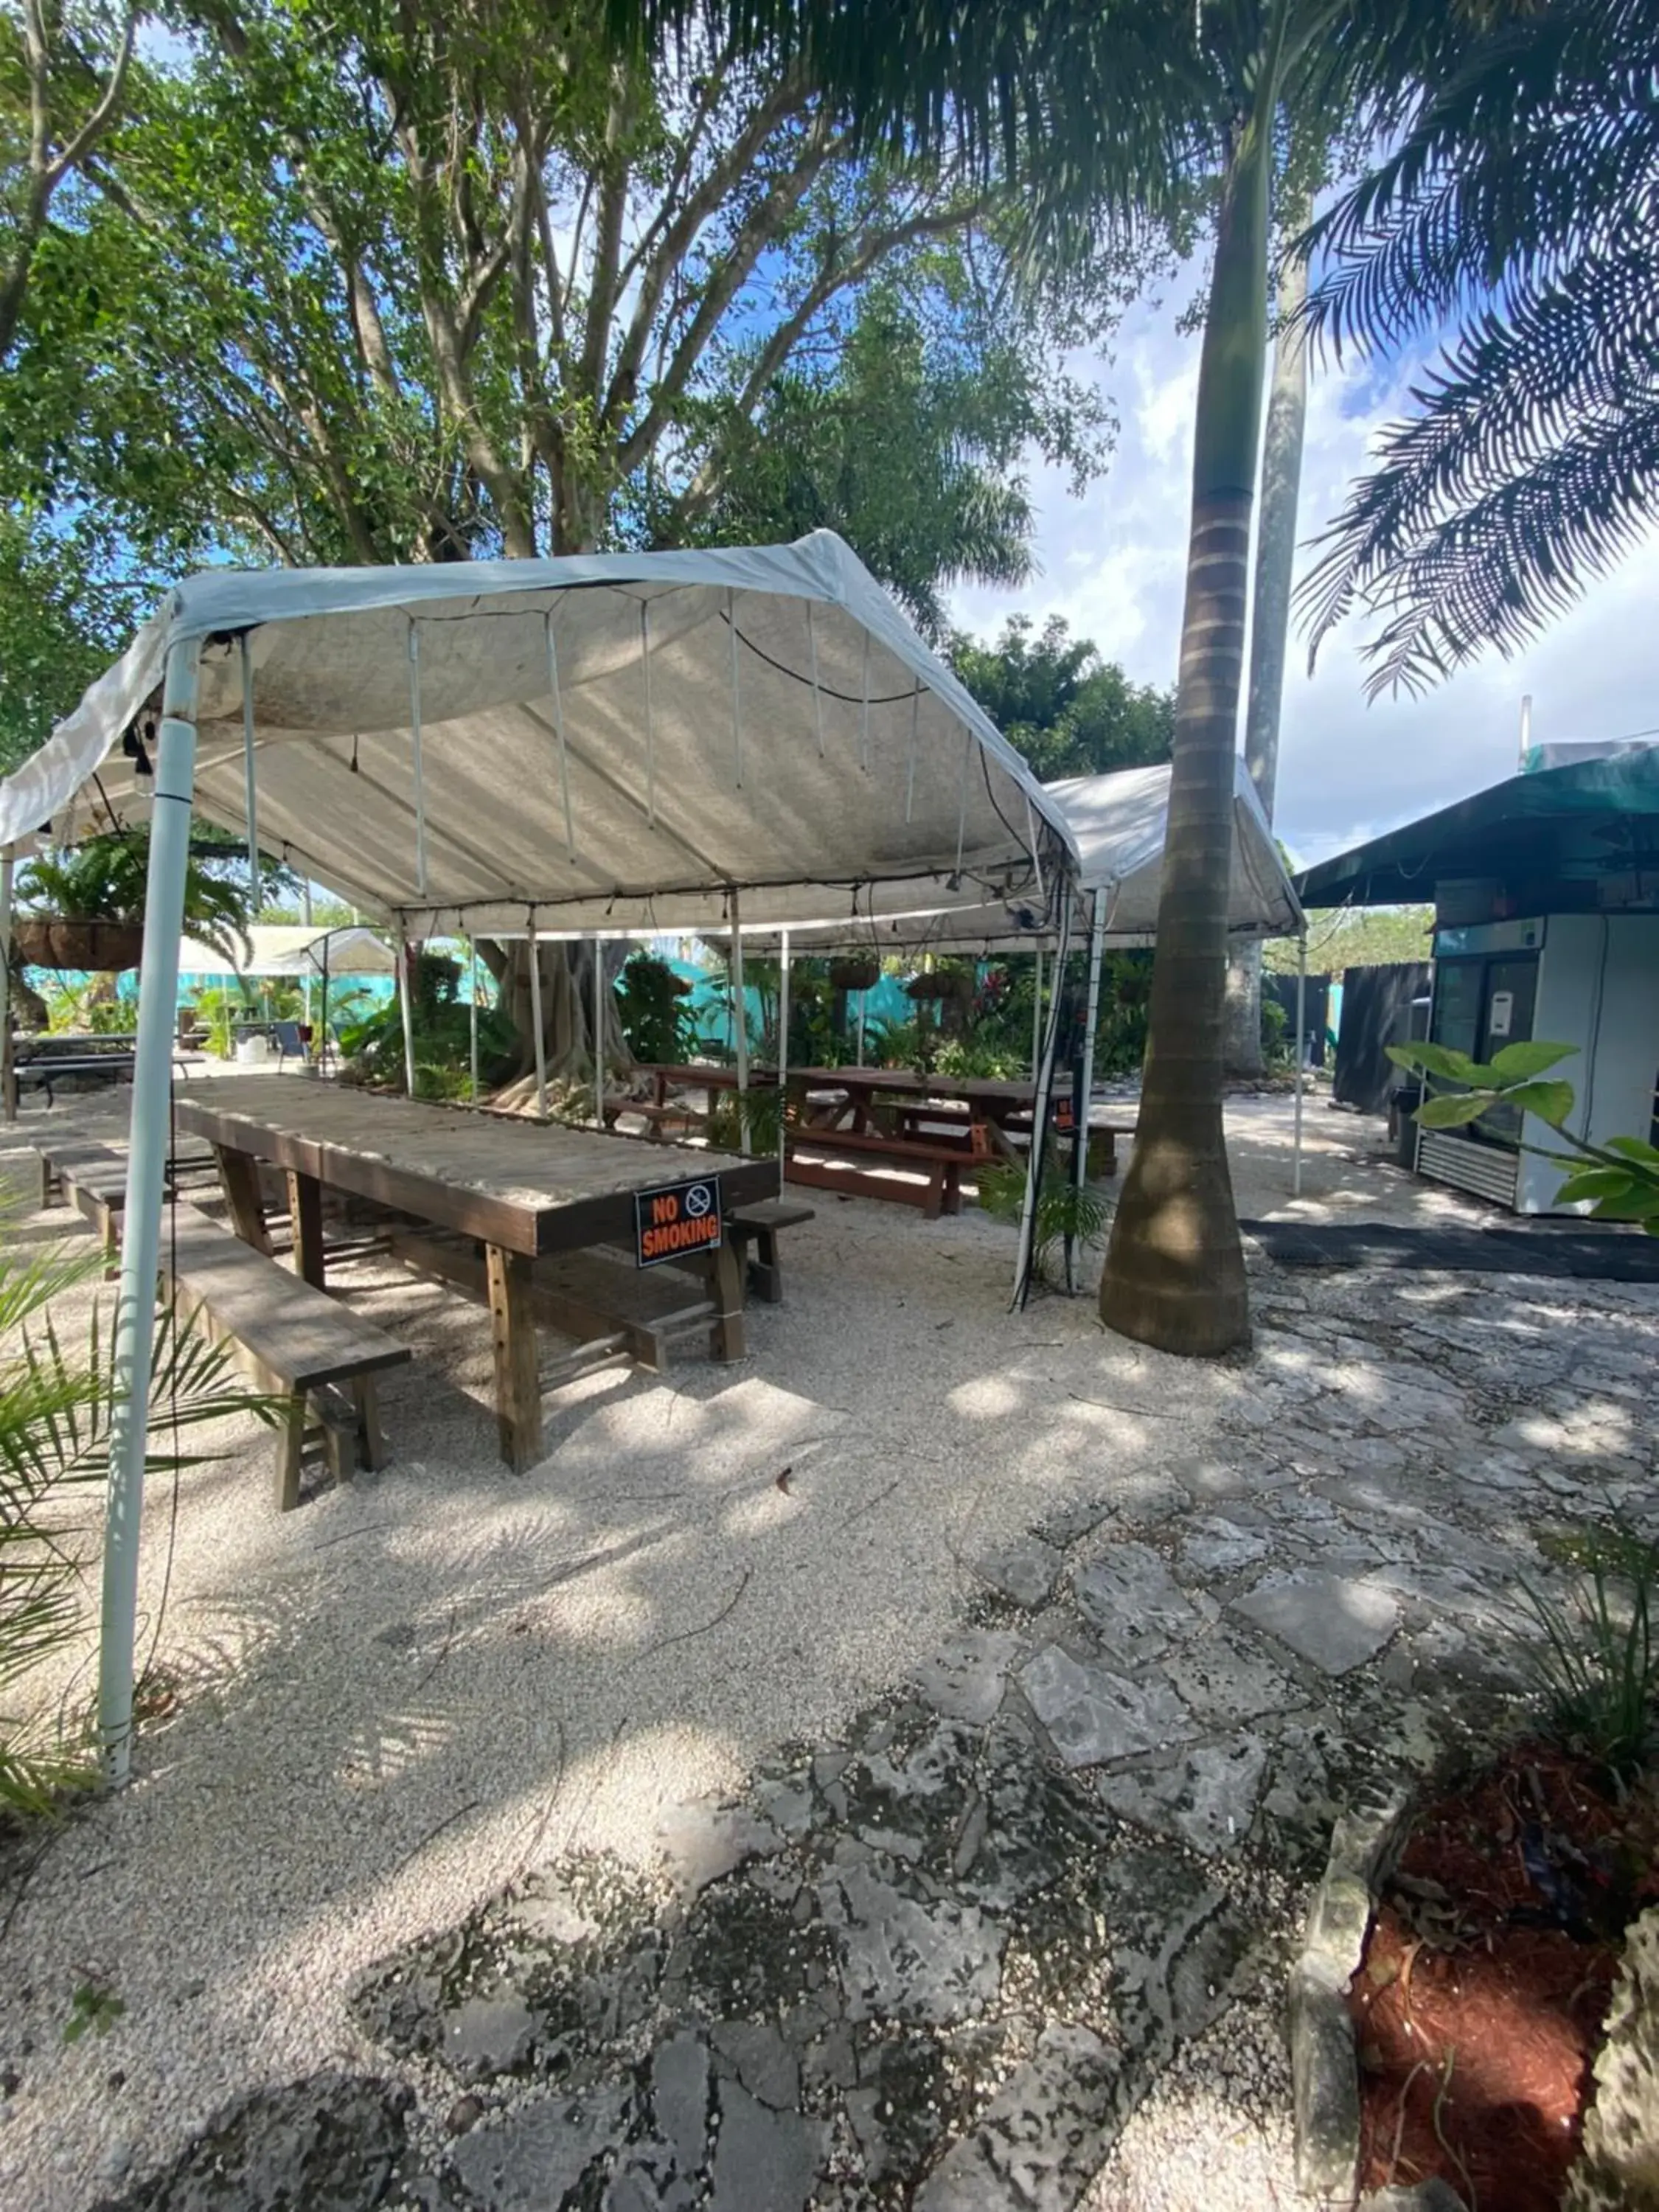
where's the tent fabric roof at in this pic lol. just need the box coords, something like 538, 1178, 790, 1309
1293, 745, 1659, 908
0, 534, 1076, 936
734, 759, 1303, 950
175, 924, 397, 977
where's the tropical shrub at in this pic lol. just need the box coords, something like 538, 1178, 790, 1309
1, 1207, 271, 1818
615, 953, 695, 1065
18, 830, 253, 967
976, 1158, 1110, 1284
1521, 1522, 1659, 1781
340, 950, 517, 1097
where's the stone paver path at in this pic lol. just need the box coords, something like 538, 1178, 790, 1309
91, 1254, 1658, 2211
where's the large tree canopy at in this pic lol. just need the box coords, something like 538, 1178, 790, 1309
948, 613, 1173, 779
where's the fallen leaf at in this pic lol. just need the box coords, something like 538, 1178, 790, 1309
775, 1467, 793, 1493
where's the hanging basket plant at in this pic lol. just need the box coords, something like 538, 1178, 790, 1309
13, 917, 147, 972
13, 830, 253, 978
905, 967, 973, 1004
830, 957, 880, 993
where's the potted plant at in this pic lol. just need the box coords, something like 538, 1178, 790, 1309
829, 956, 880, 993
15, 830, 253, 974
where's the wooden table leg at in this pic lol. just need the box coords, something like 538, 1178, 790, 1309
286, 1168, 326, 1287
706, 1236, 746, 1361
216, 1146, 273, 1255
487, 1243, 542, 1472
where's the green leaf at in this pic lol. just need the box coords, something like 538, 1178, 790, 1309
1589, 1190, 1659, 1223
1604, 1136, 1659, 1168
1391, 1041, 1484, 1085
1488, 1040, 1579, 1084
1416, 1091, 1495, 1127
1503, 1080, 1576, 1127
1555, 1168, 1638, 1205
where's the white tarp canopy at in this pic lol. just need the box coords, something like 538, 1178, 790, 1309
0, 532, 1075, 935
728, 759, 1303, 951
175, 923, 397, 977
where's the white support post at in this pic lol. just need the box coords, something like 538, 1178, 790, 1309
98, 637, 201, 1787
0, 843, 15, 1124
239, 633, 260, 908
399, 936, 418, 1097
546, 612, 574, 859
1068, 887, 1109, 1294
728, 588, 743, 787
730, 888, 750, 1150
859, 633, 872, 771
527, 916, 548, 1119
591, 935, 605, 1127
641, 601, 656, 826
904, 685, 921, 822
855, 989, 866, 1068
776, 928, 791, 1190
1030, 946, 1043, 1079
806, 602, 824, 757
301, 875, 313, 1032
1293, 931, 1307, 1198
467, 931, 480, 1101
408, 623, 428, 897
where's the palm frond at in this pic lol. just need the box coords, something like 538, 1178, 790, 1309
1304, 0, 1659, 357
1300, 286, 1659, 694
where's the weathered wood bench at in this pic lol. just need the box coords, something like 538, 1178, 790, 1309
37, 1139, 133, 1273
161, 1205, 413, 1511
725, 1200, 815, 1304
601, 1095, 706, 1141
785, 1130, 972, 1219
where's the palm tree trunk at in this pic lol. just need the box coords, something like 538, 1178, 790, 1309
1098, 116, 1271, 1357
1225, 204, 1311, 1078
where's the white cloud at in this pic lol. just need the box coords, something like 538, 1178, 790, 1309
950, 269, 1659, 870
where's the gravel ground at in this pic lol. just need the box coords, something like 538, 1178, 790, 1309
0, 1084, 1589, 2208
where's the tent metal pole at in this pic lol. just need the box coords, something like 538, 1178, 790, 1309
905, 685, 921, 821
467, 932, 480, 1101
0, 843, 15, 1124
318, 930, 330, 1078
526, 916, 548, 1119
408, 622, 428, 897
1031, 947, 1043, 1079
399, 936, 418, 1097
1068, 886, 1108, 1293
545, 613, 574, 859
591, 934, 605, 1127
730, 888, 750, 1150
1293, 930, 1307, 1197
727, 588, 743, 787
855, 989, 866, 1067
99, 636, 201, 1787
640, 601, 656, 827
300, 876, 313, 1032
806, 602, 824, 756
239, 633, 260, 907
776, 927, 790, 1192
1012, 901, 1071, 1308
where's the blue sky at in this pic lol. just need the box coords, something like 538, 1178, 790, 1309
947, 262, 1659, 870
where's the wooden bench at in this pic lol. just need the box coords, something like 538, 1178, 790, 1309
601, 1095, 705, 1141
726, 1200, 815, 1304
161, 1205, 413, 1511
35, 1139, 133, 1273
785, 1130, 974, 1219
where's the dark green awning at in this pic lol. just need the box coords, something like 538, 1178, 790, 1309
1293, 748, 1659, 908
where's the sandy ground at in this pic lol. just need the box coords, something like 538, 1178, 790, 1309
0, 1082, 1524, 2207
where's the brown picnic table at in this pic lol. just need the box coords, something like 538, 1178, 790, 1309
173, 1077, 777, 1472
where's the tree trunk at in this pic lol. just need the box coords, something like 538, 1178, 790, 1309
1098, 118, 1271, 1358
476, 936, 630, 1093
1225, 203, 1310, 1079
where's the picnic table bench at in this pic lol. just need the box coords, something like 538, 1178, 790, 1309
161, 1203, 412, 1510
173, 1079, 778, 1472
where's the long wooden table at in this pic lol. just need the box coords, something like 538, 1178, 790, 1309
173, 1079, 776, 1471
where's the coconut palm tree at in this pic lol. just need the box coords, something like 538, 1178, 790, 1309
627, 1, 1490, 1352
1299, 0, 1659, 696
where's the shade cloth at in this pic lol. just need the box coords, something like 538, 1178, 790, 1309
175, 923, 397, 977
0, 533, 1076, 935
728, 759, 1303, 950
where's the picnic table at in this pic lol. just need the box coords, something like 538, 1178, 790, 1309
173, 1077, 777, 1471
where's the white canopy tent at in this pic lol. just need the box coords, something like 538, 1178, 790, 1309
176, 923, 397, 977
731, 760, 1308, 1292
0, 532, 1079, 1787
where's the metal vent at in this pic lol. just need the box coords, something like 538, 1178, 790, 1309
1417, 1132, 1519, 1208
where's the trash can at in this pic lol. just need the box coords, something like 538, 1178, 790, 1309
1388, 1080, 1423, 1168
